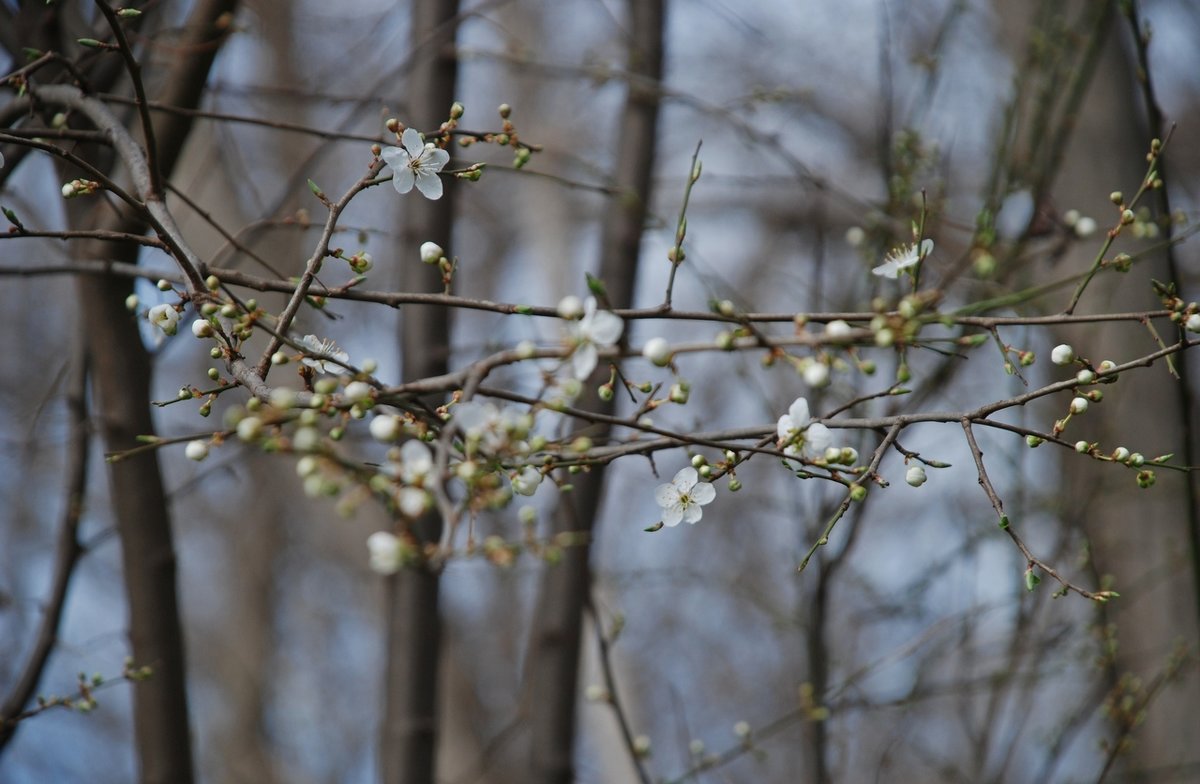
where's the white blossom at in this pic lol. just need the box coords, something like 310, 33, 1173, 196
148, 303, 180, 335
802, 362, 830, 388
367, 531, 402, 574
872, 239, 933, 279
397, 488, 429, 518
566, 297, 623, 379
420, 241, 444, 263
642, 337, 671, 366
776, 397, 833, 459
299, 334, 349, 375
1051, 344, 1075, 366
369, 414, 400, 442
184, 440, 209, 461
396, 439, 434, 485
1186, 313, 1200, 333
825, 320, 852, 339
344, 381, 372, 403
654, 467, 716, 526
1074, 216, 1097, 238
236, 416, 263, 442
556, 295, 584, 320
511, 466, 543, 496
380, 128, 450, 200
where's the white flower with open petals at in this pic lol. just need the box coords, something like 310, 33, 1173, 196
777, 397, 833, 458
654, 467, 716, 526
381, 128, 450, 200
566, 297, 623, 379
299, 335, 349, 375
397, 440, 434, 485
148, 303, 180, 335
872, 239, 933, 279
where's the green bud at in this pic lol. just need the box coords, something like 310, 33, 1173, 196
849, 484, 867, 502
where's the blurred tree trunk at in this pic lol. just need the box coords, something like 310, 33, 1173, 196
381, 0, 459, 782
526, 2, 665, 781
68, 3, 236, 782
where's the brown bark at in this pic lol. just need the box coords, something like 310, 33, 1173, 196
381, 1, 459, 782
526, 2, 666, 781
70, 3, 237, 782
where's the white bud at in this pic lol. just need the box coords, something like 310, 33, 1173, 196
642, 337, 672, 366
1069, 397, 1088, 414
125, 294, 139, 311
292, 427, 320, 451
236, 416, 263, 442
184, 440, 209, 461
733, 721, 751, 739
1074, 216, 1097, 238
369, 414, 400, 442
905, 465, 928, 487
367, 531, 402, 575
1076, 369, 1095, 384
296, 455, 320, 478
1051, 344, 1075, 366
420, 241, 444, 264
61, 182, 75, 198
344, 381, 372, 403
269, 387, 296, 410
1112, 447, 1130, 462
1186, 313, 1200, 333
844, 226, 865, 247
557, 295, 584, 320
825, 320, 852, 339
516, 340, 536, 359
1075, 440, 1090, 453
803, 361, 830, 388
191, 319, 213, 339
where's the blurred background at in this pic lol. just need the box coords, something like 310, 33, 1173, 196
1, 0, 1198, 782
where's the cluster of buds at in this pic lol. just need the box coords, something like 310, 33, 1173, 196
61, 179, 101, 198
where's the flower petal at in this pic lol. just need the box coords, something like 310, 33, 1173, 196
654, 483, 680, 508
380, 146, 409, 168
586, 310, 624, 346
392, 167, 415, 194
919, 238, 934, 257
777, 414, 795, 440
805, 423, 833, 455
871, 260, 900, 278
789, 397, 811, 427
401, 128, 425, 156
682, 503, 704, 524
422, 147, 450, 171
661, 504, 684, 527
414, 171, 444, 200
671, 467, 698, 490
690, 481, 716, 505
571, 342, 598, 379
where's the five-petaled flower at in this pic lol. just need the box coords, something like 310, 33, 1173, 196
565, 296, 623, 379
381, 128, 450, 200
872, 239, 933, 279
298, 334, 349, 375
777, 397, 833, 459
654, 467, 716, 526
